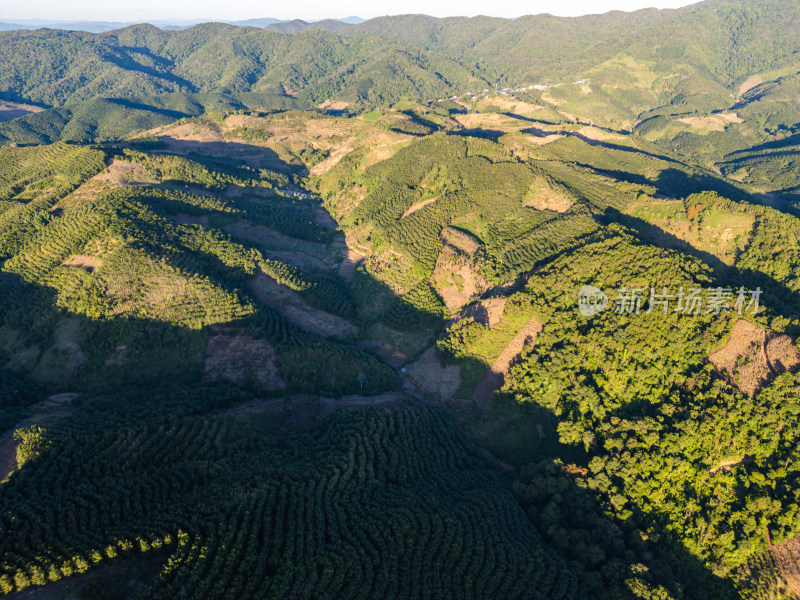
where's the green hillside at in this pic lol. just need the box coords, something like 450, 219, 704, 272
0, 93, 307, 145
0, 24, 484, 109
345, 0, 800, 92
1, 1, 800, 598
1, 403, 585, 599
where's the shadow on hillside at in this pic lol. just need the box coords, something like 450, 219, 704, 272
603, 207, 730, 272
101, 48, 198, 92
503, 110, 633, 135
448, 128, 507, 141
154, 138, 309, 176
730, 132, 800, 155
583, 164, 748, 201
0, 135, 782, 600
0, 145, 393, 402
107, 98, 189, 121
603, 207, 800, 333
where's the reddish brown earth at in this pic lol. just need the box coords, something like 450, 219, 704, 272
405, 347, 461, 401
457, 297, 508, 329
770, 533, 800, 597
249, 272, 358, 340
709, 320, 800, 397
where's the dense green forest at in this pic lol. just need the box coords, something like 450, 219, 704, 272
1, 0, 800, 597
1, 399, 585, 599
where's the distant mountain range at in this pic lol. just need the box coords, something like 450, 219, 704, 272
0, 16, 365, 33
0, 0, 798, 148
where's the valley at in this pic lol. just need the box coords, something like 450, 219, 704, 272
1, 1, 800, 598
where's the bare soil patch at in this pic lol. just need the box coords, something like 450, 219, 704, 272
718, 112, 743, 123
318, 100, 351, 111
440, 227, 480, 255
576, 126, 628, 142
250, 272, 357, 340
677, 113, 742, 132
482, 97, 543, 116
151, 124, 268, 168
709, 454, 754, 474
459, 297, 508, 329
525, 132, 565, 145
431, 245, 491, 313
56, 174, 112, 210
338, 248, 364, 279
63, 254, 102, 272
401, 197, 438, 218
770, 533, 800, 597
360, 131, 412, 170
455, 112, 527, 132
738, 75, 763, 97
525, 181, 573, 212
405, 347, 461, 401
101, 159, 154, 186
304, 118, 352, 138
472, 317, 542, 405
676, 115, 727, 132
310, 138, 357, 175
709, 320, 800, 397
56, 160, 152, 210
0, 99, 44, 122
223, 114, 264, 128
160, 122, 224, 142
203, 334, 286, 391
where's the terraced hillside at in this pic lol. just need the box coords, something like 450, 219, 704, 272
0, 139, 399, 403
1, 1, 800, 597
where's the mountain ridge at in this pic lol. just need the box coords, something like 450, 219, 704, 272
1, 2, 800, 597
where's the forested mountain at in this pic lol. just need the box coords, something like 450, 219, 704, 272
343, 0, 800, 82
0, 17, 363, 33
0, 24, 483, 109
1, 0, 800, 598
265, 19, 353, 34
1, 0, 798, 145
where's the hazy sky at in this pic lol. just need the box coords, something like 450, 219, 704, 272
1, 0, 699, 22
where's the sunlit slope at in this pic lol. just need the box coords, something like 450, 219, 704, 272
1, 101, 800, 599
0, 141, 394, 397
